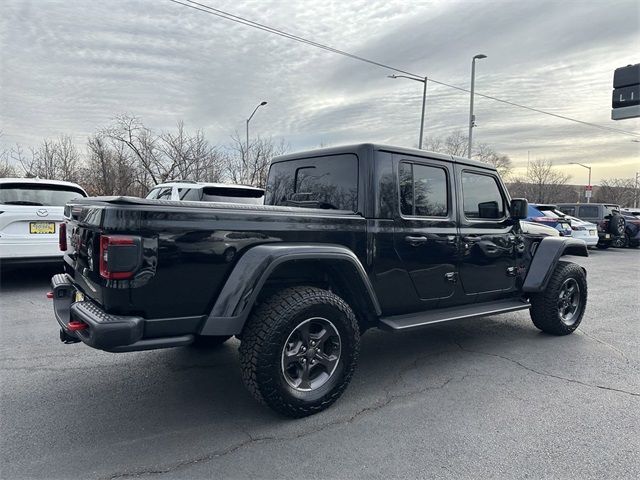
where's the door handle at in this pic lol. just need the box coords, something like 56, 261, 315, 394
404, 235, 429, 246
463, 235, 481, 242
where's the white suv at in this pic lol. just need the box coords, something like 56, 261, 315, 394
146, 181, 264, 204
0, 178, 87, 264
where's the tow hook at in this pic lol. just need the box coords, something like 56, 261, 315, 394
59, 329, 80, 344
67, 321, 88, 331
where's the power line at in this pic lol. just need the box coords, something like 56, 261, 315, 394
168, 0, 640, 138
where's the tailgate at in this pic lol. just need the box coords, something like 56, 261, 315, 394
62, 202, 154, 313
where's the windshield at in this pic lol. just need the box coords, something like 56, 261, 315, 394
0, 183, 86, 206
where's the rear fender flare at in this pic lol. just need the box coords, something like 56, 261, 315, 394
199, 244, 381, 336
522, 236, 588, 293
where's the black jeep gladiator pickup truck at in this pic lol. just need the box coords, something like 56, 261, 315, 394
51, 144, 588, 417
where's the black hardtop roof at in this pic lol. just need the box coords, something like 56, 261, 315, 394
273, 143, 496, 171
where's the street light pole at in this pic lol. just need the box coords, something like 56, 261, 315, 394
245, 100, 268, 181
570, 162, 592, 203
388, 75, 428, 149
468, 54, 487, 158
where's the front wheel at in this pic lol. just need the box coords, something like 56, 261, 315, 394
530, 261, 587, 335
239, 286, 360, 417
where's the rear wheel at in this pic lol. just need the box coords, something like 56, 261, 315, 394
596, 242, 609, 250
239, 286, 360, 417
530, 261, 587, 335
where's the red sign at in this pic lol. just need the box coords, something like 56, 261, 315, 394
585, 185, 593, 191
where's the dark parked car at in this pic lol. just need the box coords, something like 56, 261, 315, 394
616, 211, 640, 248
526, 204, 573, 236
50, 144, 588, 417
556, 203, 625, 249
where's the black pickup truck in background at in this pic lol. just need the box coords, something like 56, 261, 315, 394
51, 144, 588, 417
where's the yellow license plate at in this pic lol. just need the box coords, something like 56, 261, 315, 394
29, 222, 55, 234
74, 291, 85, 302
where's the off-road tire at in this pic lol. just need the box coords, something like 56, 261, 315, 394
608, 214, 625, 236
611, 234, 628, 248
191, 335, 231, 348
530, 261, 587, 335
239, 286, 360, 418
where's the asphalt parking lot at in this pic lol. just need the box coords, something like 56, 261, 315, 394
1, 248, 639, 480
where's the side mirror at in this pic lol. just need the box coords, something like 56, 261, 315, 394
510, 198, 528, 220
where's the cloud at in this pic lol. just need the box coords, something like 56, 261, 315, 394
1, 0, 638, 182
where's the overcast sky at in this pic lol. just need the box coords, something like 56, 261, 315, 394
1, 0, 639, 183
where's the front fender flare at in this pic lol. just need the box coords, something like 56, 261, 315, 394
522, 236, 588, 293
199, 244, 381, 336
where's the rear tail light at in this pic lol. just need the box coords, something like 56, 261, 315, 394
99, 235, 141, 280
59, 222, 67, 251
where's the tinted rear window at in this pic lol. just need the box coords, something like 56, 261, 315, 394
579, 205, 599, 218
265, 154, 358, 211
0, 183, 85, 206
202, 187, 264, 204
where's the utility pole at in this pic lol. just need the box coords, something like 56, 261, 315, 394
388, 75, 428, 148
245, 101, 268, 183
468, 54, 487, 158
570, 162, 592, 203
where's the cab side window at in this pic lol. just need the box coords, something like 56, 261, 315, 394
461, 171, 505, 219
399, 162, 448, 217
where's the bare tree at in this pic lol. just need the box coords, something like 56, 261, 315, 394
474, 143, 512, 178
423, 130, 468, 157
508, 158, 571, 203
594, 178, 637, 207
16, 135, 80, 181
104, 115, 225, 192
0, 133, 17, 177
226, 132, 288, 187
423, 131, 512, 178
82, 134, 140, 196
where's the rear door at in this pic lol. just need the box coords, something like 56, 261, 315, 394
0, 182, 86, 258
456, 166, 517, 300
392, 156, 460, 308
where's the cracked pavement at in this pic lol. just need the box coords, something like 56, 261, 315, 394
1, 248, 638, 479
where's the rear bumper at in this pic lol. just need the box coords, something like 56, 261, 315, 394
572, 232, 599, 246
597, 232, 614, 245
0, 240, 61, 260
51, 274, 196, 352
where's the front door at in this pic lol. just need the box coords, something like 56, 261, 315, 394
456, 166, 517, 300
393, 157, 460, 309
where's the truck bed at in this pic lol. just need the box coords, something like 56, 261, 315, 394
63, 196, 366, 319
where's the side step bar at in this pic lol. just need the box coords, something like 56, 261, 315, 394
379, 298, 530, 332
